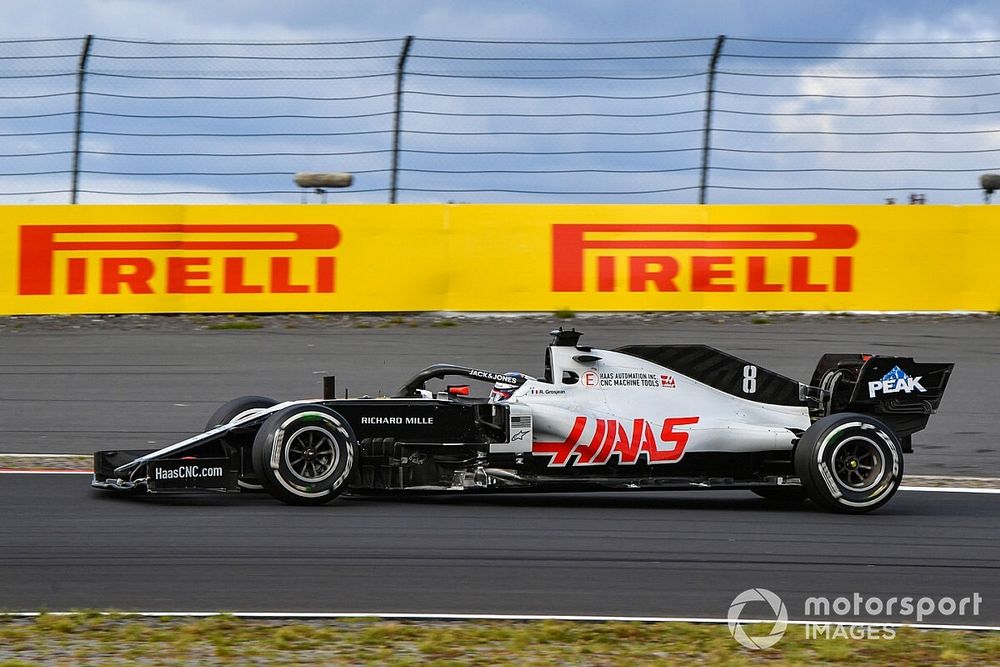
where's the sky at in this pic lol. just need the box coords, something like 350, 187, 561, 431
0, 0, 992, 43
0, 1, 998, 205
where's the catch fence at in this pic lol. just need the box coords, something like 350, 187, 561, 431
2, 35, 998, 204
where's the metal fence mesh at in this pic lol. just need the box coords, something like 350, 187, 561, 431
1, 35, 998, 204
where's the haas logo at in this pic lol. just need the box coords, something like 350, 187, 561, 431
533, 416, 699, 467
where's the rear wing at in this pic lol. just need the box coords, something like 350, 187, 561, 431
849, 357, 953, 413
809, 354, 953, 442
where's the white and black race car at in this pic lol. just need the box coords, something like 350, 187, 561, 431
93, 330, 953, 513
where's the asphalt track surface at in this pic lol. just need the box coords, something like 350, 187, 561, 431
0, 317, 998, 621
1, 474, 997, 624
0, 317, 996, 475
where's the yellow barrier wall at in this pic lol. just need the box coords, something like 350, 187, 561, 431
1, 204, 997, 314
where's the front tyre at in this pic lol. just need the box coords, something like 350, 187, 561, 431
252, 404, 356, 506
794, 413, 903, 514
206, 395, 279, 491
205, 395, 278, 430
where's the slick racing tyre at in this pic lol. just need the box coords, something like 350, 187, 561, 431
751, 486, 809, 502
206, 395, 279, 430
251, 404, 356, 506
794, 413, 904, 514
206, 395, 279, 492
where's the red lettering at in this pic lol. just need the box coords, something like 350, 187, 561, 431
612, 419, 649, 464
66, 258, 87, 295
270, 257, 309, 293
653, 417, 700, 462
591, 419, 619, 465
597, 256, 615, 292
223, 257, 264, 294
746, 256, 782, 292
691, 256, 735, 292
636, 421, 659, 462
790, 256, 826, 292
167, 257, 211, 294
834, 256, 852, 292
532, 416, 587, 466
18, 223, 339, 296
100, 258, 154, 295
316, 257, 336, 293
552, 223, 857, 293
629, 257, 679, 292
537, 416, 700, 467
571, 418, 606, 465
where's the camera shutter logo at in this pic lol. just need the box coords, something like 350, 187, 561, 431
727, 588, 788, 649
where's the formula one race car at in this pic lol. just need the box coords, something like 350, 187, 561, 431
93, 330, 953, 513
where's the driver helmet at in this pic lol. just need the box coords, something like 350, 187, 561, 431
489, 372, 531, 403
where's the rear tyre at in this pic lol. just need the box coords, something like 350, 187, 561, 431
751, 486, 809, 502
206, 396, 279, 491
794, 413, 903, 514
251, 404, 356, 506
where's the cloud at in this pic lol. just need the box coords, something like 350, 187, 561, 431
0, 0, 564, 41
704, 7, 1000, 203
0, 0, 972, 42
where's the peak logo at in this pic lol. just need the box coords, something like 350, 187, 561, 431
868, 366, 925, 398
18, 224, 339, 297
551, 223, 857, 294
533, 415, 699, 467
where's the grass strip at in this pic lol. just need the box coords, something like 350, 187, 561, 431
0, 614, 997, 666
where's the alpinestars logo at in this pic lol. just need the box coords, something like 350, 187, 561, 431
868, 366, 926, 398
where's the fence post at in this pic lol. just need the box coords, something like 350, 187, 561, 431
390, 35, 414, 204
698, 34, 726, 205
70, 34, 94, 205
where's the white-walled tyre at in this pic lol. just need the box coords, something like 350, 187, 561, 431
206, 395, 278, 491
251, 404, 355, 506
794, 413, 903, 514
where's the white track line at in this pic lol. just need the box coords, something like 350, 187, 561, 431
908, 475, 1000, 482
1, 611, 998, 630
898, 486, 1000, 494
0, 453, 90, 458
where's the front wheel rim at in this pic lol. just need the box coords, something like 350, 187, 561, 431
284, 426, 339, 483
